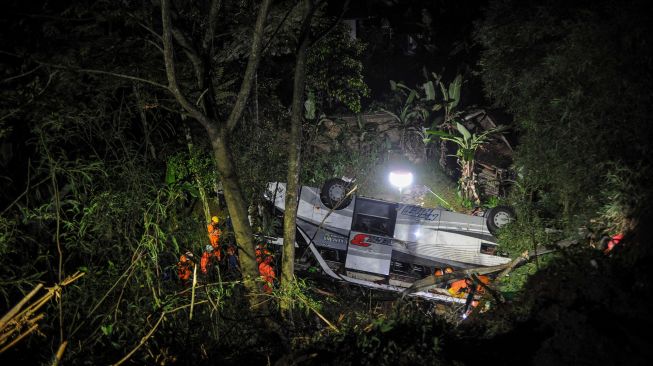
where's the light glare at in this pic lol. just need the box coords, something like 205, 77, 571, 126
389, 171, 413, 189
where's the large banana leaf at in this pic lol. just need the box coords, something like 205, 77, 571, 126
448, 74, 462, 109
424, 129, 455, 138
423, 80, 436, 101
456, 122, 472, 142
406, 89, 418, 105
165, 162, 176, 185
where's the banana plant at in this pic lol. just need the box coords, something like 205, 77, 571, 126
382, 73, 465, 167
383, 80, 429, 126
423, 73, 462, 124
425, 122, 506, 205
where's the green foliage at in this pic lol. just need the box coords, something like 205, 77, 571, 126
482, 195, 500, 209
270, 277, 326, 315
425, 122, 506, 204
427, 73, 462, 117
425, 122, 505, 162
301, 302, 450, 365
301, 144, 382, 187
476, 0, 653, 229
384, 71, 464, 127
386, 72, 463, 124
456, 193, 475, 210
0, 217, 17, 256
231, 103, 289, 199
307, 24, 370, 113
165, 150, 218, 197
596, 162, 651, 233
383, 81, 430, 127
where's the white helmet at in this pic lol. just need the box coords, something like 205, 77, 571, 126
205, 245, 213, 252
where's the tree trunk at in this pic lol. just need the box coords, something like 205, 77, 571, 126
281, 0, 314, 311
210, 130, 261, 302
132, 84, 156, 161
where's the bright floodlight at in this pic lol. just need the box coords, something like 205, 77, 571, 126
389, 171, 413, 190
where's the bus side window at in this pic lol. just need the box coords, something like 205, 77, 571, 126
480, 243, 497, 255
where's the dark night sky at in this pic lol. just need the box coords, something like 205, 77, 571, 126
333, 0, 490, 106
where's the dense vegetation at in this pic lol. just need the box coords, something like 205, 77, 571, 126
1, 0, 652, 364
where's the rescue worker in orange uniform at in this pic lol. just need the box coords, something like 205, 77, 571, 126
434, 267, 454, 276
177, 250, 195, 284
448, 278, 470, 298
256, 243, 275, 293
603, 233, 624, 254
208, 216, 221, 249
200, 244, 221, 279
448, 275, 490, 298
255, 243, 272, 263
447, 275, 491, 318
433, 268, 447, 288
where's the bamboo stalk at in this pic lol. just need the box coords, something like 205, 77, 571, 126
0, 272, 84, 353
0, 312, 45, 344
0, 323, 38, 353
190, 264, 198, 320
51, 340, 68, 366
0, 283, 43, 330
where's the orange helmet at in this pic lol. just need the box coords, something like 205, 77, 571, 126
434, 269, 444, 276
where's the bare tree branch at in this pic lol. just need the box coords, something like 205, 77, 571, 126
1, 65, 42, 84
126, 13, 163, 42
202, 0, 223, 53
37, 61, 168, 90
226, 0, 273, 132
261, 1, 300, 55
309, 0, 349, 48
171, 27, 204, 85
160, 0, 215, 133
0, 69, 57, 123
297, 0, 319, 50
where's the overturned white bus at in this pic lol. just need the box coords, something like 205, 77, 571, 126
263, 178, 515, 303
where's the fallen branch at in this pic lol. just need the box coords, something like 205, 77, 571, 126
403, 246, 556, 295
471, 273, 504, 304
112, 313, 166, 366
0, 283, 43, 329
0, 272, 84, 353
310, 287, 335, 297
112, 300, 208, 366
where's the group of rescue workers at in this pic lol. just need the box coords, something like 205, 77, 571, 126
434, 266, 491, 317
176, 216, 277, 293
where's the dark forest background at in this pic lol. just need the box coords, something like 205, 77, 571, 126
1, 0, 652, 364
